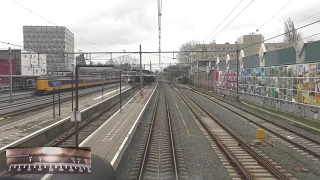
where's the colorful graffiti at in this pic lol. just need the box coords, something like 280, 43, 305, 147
219, 62, 320, 106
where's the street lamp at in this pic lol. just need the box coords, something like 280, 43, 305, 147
71, 63, 75, 111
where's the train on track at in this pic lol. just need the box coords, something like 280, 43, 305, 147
35, 75, 119, 95
35, 72, 157, 95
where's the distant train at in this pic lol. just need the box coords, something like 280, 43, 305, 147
36, 75, 118, 95
174, 76, 189, 84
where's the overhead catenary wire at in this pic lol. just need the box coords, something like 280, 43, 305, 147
11, 0, 121, 52
240, 19, 320, 50
0, 40, 40, 52
280, 32, 320, 48
216, 32, 320, 62
203, 0, 244, 43
150, 53, 174, 59
0, 41, 24, 48
209, 0, 255, 42
209, 20, 320, 60
2, 19, 319, 57
264, 10, 320, 38
157, 0, 163, 66
256, 0, 293, 32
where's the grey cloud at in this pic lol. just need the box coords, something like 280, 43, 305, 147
68, 0, 157, 47
84, 0, 155, 24
227, 21, 255, 31
70, 20, 157, 46
278, 2, 320, 24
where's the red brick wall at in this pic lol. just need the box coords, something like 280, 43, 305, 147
0, 59, 17, 75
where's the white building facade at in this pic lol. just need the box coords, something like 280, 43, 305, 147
21, 50, 47, 76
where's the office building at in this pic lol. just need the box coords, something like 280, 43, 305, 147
23, 26, 74, 73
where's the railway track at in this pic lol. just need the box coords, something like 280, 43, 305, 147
173, 85, 295, 180
0, 83, 119, 109
0, 83, 122, 118
128, 83, 187, 180
47, 85, 138, 147
0, 93, 35, 104
0, 85, 139, 178
138, 84, 178, 180
184, 86, 320, 161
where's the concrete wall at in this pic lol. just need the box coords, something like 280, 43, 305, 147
228, 59, 237, 70
243, 55, 259, 68
216, 88, 320, 120
305, 41, 320, 63
218, 60, 226, 71
193, 41, 320, 121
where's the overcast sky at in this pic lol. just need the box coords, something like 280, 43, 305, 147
0, 0, 320, 67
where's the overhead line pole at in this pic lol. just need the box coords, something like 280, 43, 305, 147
236, 44, 239, 101
158, 0, 162, 67
9, 47, 12, 102
139, 45, 143, 96
20, 50, 233, 54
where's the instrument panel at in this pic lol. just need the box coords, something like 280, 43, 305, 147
6, 147, 91, 174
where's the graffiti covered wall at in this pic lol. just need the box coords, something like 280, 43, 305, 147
216, 62, 320, 120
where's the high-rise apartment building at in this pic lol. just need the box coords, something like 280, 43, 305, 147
23, 26, 74, 73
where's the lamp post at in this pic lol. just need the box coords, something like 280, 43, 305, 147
102, 72, 104, 100
71, 63, 75, 111
120, 71, 122, 112
74, 64, 114, 147
236, 44, 239, 101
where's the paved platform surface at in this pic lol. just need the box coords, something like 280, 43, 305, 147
40, 84, 156, 180
0, 85, 130, 149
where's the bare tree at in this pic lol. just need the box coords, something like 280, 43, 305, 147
284, 18, 298, 42
178, 40, 200, 65
105, 59, 114, 65
117, 56, 139, 66
111, 56, 139, 69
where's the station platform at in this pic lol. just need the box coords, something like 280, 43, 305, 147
0, 85, 131, 149
40, 84, 157, 180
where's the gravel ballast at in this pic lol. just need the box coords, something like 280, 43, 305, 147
166, 85, 231, 180
184, 89, 320, 179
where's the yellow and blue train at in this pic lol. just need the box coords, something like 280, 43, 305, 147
36, 75, 118, 95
